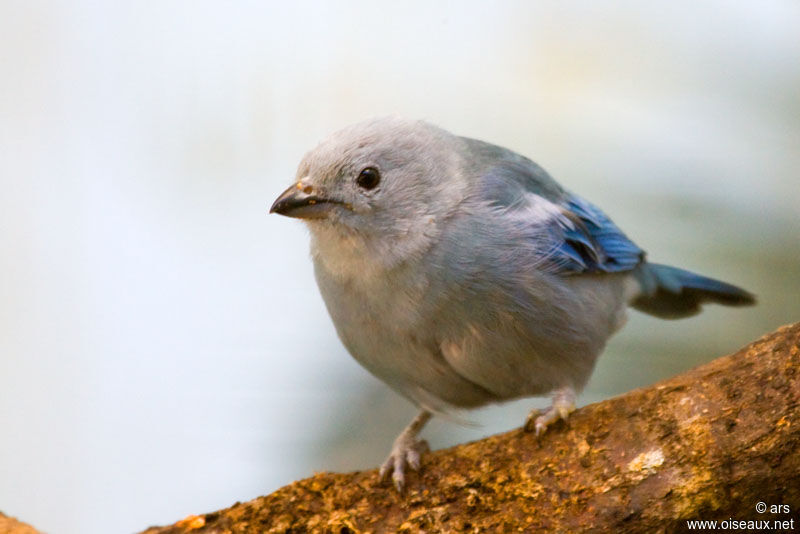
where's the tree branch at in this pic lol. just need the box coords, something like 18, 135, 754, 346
0, 512, 41, 534
142, 322, 800, 533
13, 324, 800, 534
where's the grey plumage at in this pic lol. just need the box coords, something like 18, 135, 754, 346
270, 117, 755, 490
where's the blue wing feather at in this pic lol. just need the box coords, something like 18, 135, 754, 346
551, 195, 644, 275
475, 159, 645, 276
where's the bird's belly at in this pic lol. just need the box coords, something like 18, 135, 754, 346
314, 256, 632, 412
314, 268, 498, 411
335, 299, 500, 412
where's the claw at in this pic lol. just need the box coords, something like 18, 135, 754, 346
380, 435, 429, 492
392, 467, 405, 492
407, 439, 429, 471
379, 411, 431, 492
524, 386, 576, 437
523, 409, 541, 433
378, 458, 392, 482
407, 450, 421, 471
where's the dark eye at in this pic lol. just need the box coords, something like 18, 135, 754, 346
356, 167, 381, 190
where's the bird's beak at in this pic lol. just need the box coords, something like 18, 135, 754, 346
269, 182, 340, 219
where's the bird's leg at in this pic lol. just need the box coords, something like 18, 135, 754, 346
379, 410, 431, 492
524, 386, 576, 436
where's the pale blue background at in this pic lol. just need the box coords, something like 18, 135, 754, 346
1, 2, 798, 533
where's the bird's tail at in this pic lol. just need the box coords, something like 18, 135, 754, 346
631, 263, 755, 319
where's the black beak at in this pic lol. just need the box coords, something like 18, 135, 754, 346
269, 182, 340, 219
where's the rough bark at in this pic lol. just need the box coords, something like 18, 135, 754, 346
0, 512, 42, 534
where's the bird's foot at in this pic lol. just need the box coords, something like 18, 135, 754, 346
379, 410, 431, 492
379, 434, 429, 492
524, 386, 576, 436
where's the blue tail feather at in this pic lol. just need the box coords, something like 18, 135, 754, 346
632, 263, 755, 319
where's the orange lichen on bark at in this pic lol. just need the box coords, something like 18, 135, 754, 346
0, 512, 42, 534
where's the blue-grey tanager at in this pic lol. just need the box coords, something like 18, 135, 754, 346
270, 117, 755, 490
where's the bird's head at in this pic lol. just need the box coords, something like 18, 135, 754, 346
270, 117, 469, 271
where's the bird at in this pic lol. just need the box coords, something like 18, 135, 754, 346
269, 117, 755, 491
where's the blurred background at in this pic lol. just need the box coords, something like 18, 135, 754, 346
1, 1, 798, 532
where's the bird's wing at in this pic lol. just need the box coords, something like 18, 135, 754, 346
476, 160, 645, 276
547, 194, 645, 274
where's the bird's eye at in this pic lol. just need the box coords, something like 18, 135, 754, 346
356, 167, 381, 190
